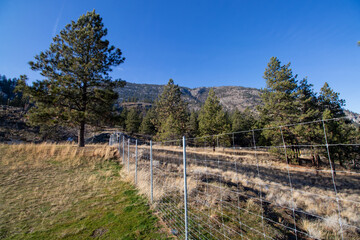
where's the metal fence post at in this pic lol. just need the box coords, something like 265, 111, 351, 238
150, 140, 153, 204
127, 138, 130, 172
183, 136, 189, 240
122, 135, 125, 165
135, 139, 138, 185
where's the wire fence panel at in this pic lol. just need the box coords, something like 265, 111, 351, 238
113, 117, 360, 240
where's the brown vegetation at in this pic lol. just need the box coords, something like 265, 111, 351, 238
121, 143, 360, 239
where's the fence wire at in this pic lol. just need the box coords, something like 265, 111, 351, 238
111, 117, 360, 240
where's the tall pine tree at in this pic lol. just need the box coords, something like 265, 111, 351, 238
258, 57, 299, 126
198, 88, 230, 150
21, 11, 125, 147
187, 110, 199, 138
258, 57, 300, 163
231, 108, 256, 147
293, 78, 322, 166
318, 82, 351, 169
318, 82, 345, 119
153, 79, 188, 141
140, 108, 156, 135
125, 108, 141, 134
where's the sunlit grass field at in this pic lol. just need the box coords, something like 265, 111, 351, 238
0, 143, 169, 239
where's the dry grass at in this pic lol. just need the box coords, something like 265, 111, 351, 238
119, 144, 360, 239
302, 219, 324, 239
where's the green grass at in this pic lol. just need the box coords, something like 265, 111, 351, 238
0, 144, 170, 239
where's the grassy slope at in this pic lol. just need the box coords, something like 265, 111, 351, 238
0, 144, 169, 239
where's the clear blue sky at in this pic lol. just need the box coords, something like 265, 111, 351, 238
1, 0, 359, 112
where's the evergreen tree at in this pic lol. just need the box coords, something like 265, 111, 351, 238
157, 114, 180, 141
231, 108, 255, 132
0, 75, 16, 105
231, 108, 256, 147
258, 58, 356, 167
0, 74, 27, 107
258, 57, 300, 163
258, 57, 299, 126
153, 79, 188, 140
318, 83, 350, 169
187, 110, 199, 138
296, 78, 321, 122
140, 108, 156, 135
318, 82, 345, 118
21, 11, 125, 147
293, 78, 322, 165
198, 88, 230, 150
119, 107, 128, 130
125, 108, 141, 134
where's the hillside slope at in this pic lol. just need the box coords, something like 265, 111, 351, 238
115, 82, 359, 122
116, 83, 261, 112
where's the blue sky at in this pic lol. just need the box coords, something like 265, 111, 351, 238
0, 0, 359, 112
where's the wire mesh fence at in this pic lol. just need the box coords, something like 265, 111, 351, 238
110, 117, 360, 240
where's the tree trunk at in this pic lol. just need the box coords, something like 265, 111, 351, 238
339, 159, 344, 167
316, 154, 320, 168
297, 148, 302, 165
78, 121, 85, 147
312, 148, 316, 166
312, 155, 315, 166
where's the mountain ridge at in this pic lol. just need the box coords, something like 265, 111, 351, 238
115, 82, 359, 124
115, 82, 262, 112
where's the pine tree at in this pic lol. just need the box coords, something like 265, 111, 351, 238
231, 108, 255, 132
318, 82, 345, 118
119, 107, 128, 130
198, 88, 230, 150
297, 78, 321, 122
258, 57, 300, 163
231, 108, 256, 147
187, 110, 199, 138
318, 83, 350, 169
293, 78, 322, 166
258, 58, 357, 167
157, 114, 180, 141
125, 108, 141, 134
153, 79, 188, 141
21, 11, 125, 146
140, 109, 156, 135
0, 74, 27, 107
258, 57, 299, 126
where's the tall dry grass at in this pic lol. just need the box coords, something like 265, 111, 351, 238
119, 144, 360, 239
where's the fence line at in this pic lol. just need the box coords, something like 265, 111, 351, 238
109, 117, 360, 240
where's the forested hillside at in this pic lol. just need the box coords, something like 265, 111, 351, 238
115, 82, 359, 123
115, 82, 261, 112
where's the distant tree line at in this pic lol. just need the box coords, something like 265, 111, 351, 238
0, 74, 27, 107
118, 58, 359, 168
120, 96, 154, 103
